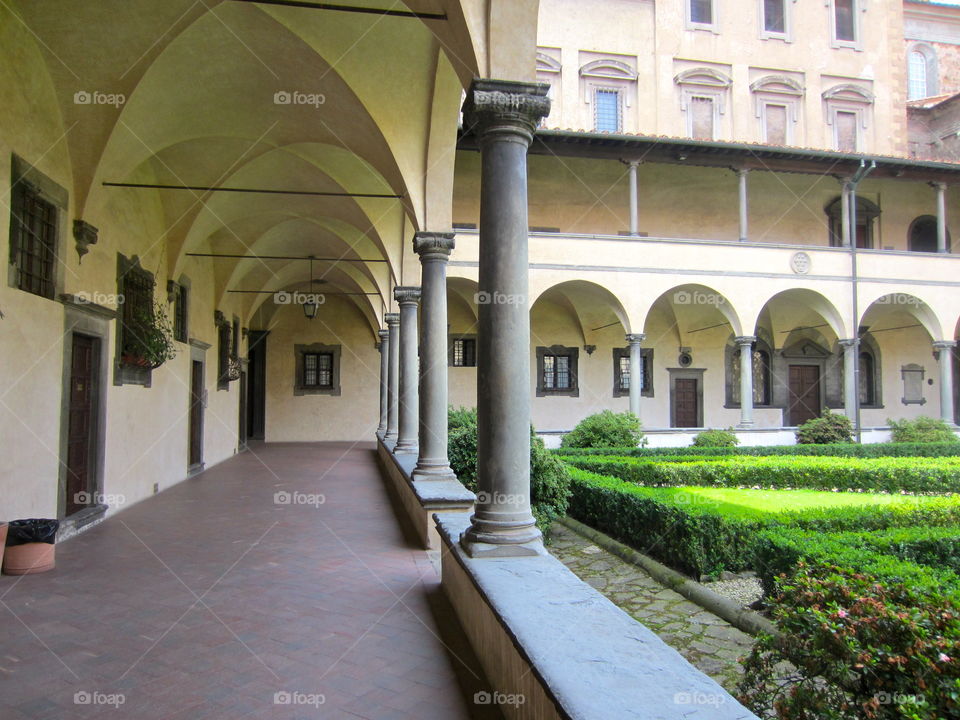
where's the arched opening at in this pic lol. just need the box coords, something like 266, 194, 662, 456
825, 195, 881, 248
908, 215, 946, 253
727, 334, 773, 407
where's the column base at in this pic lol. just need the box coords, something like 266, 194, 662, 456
459, 521, 544, 558
736, 421, 754, 429
411, 460, 458, 482
393, 440, 418, 454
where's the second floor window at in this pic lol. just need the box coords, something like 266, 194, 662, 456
763, 0, 785, 34
690, 0, 713, 25
690, 96, 715, 140
834, 0, 856, 43
594, 89, 621, 132
834, 110, 858, 152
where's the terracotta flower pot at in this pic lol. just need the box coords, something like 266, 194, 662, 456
0, 524, 6, 569
3, 541, 55, 575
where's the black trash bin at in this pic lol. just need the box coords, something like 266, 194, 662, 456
3, 518, 59, 575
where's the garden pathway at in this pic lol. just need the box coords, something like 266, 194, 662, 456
547, 523, 755, 692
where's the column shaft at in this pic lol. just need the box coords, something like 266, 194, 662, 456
394, 287, 421, 453
377, 329, 389, 436
413, 233, 457, 481
736, 336, 755, 427
384, 313, 400, 442
935, 341, 956, 424
937, 183, 949, 254
738, 169, 749, 242
840, 338, 859, 420
840, 180, 852, 248
626, 334, 644, 420
628, 162, 639, 236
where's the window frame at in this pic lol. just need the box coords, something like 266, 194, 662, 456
169, 278, 190, 343
449, 334, 478, 367
686, 0, 718, 32
612, 347, 654, 398
294, 343, 342, 396
675, 67, 732, 141
593, 87, 622, 133
907, 44, 939, 101
829, 0, 862, 49
536, 345, 579, 397
580, 57, 638, 134
216, 311, 231, 391
750, 75, 804, 146
114, 253, 156, 387
759, 0, 791, 41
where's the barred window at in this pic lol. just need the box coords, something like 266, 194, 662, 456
452, 338, 476, 367
594, 89, 621, 133
120, 265, 153, 358
303, 352, 333, 388
172, 283, 187, 343
11, 183, 57, 299
543, 354, 571, 390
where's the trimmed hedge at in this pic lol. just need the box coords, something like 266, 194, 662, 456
563, 454, 960, 493
567, 467, 960, 577
552, 440, 960, 458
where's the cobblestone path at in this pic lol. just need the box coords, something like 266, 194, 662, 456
548, 523, 755, 692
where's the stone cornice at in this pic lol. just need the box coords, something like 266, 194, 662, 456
734, 335, 757, 345
462, 79, 551, 140
394, 286, 421, 304
384, 312, 400, 324
414, 231, 455, 258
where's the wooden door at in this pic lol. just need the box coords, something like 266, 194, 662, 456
189, 360, 204, 468
788, 365, 821, 426
66, 334, 98, 516
674, 378, 699, 428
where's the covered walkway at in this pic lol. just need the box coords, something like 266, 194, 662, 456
0, 443, 484, 719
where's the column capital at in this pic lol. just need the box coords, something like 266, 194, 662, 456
736, 167, 750, 177
838, 337, 860, 349
933, 340, 957, 350
625, 333, 646, 345
413, 231, 455, 259
462, 79, 551, 144
384, 312, 400, 326
930, 181, 948, 191
378, 328, 390, 340
394, 286, 421, 305
734, 335, 756, 346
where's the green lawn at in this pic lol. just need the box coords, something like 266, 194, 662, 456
677, 486, 950, 515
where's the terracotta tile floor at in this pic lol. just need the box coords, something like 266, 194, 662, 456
0, 443, 488, 719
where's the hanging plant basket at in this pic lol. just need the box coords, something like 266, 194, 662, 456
122, 298, 178, 370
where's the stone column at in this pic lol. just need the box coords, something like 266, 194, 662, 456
377, 328, 389, 436
935, 182, 949, 254
840, 178, 852, 248
393, 286, 421, 453
839, 338, 859, 420
934, 340, 957, 424
460, 79, 550, 558
384, 313, 400, 442
412, 232, 457, 481
735, 336, 756, 428
737, 168, 749, 242
628, 161, 639, 236
626, 333, 645, 419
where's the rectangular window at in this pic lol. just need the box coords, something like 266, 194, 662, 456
231, 317, 239, 358
303, 352, 333, 388
835, 110, 858, 152
613, 348, 653, 397
690, 96, 715, 140
691, 0, 713, 25
452, 338, 476, 367
217, 320, 230, 388
173, 284, 187, 343
834, 0, 856, 43
120, 265, 153, 359
543, 354, 572, 390
764, 104, 788, 145
618, 355, 631, 391
594, 89, 621, 133
763, 0, 785, 34
11, 183, 57, 299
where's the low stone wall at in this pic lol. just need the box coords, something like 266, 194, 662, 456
436, 513, 759, 720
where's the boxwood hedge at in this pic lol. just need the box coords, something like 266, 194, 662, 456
552, 440, 960, 458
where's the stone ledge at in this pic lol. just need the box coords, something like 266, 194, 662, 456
376, 438, 474, 549
436, 512, 759, 720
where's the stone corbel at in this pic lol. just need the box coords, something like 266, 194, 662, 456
73, 220, 98, 263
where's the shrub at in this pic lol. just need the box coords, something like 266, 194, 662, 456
552, 441, 960, 458
796, 409, 853, 444
447, 407, 571, 534
562, 453, 960, 494
691, 428, 740, 448
560, 410, 643, 449
739, 560, 960, 720
889, 415, 959, 444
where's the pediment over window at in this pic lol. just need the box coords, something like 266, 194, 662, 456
822, 83, 874, 104
580, 59, 638, 80
674, 67, 732, 88
537, 52, 562, 74
749, 75, 804, 97
781, 340, 832, 359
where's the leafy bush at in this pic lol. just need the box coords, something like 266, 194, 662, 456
796, 409, 853, 444
447, 407, 570, 534
563, 453, 960, 494
889, 415, 959, 444
691, 428, 740, 448
739, 560, 960, 720
566, 467, 960, 578
560, 410, 643, 449
552, 441, 960, 458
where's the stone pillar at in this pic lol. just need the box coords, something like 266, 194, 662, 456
628, 161, 639, 236
934, 340, 957, 424
377, 328, 389, 436
737, 169, 749, 242
839, 338, 859, 420
384, 313, 400, 442
840, 178, 852, 248
412, 232, 457, 481
393, 286, 421, 453
735, 336, 756, 427
626, 333, 645, 419
460, 79, 550, 558
936, 182, 949, 254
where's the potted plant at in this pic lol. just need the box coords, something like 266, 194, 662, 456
121, 299, 177, 369
3, 518, 59, 575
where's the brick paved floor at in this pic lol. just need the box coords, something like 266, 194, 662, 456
0, 443, 487, 720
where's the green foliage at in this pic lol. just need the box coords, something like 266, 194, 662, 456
691, 428, 740, 448
552, 441, 960, 458
122, 300, 177, 368
560, 410, 643, 449
446, 407, 571, 534
563, 453, 960, 493
889, 415, 960, 444
738, 560, 960, 720
795, 409, 853, 445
